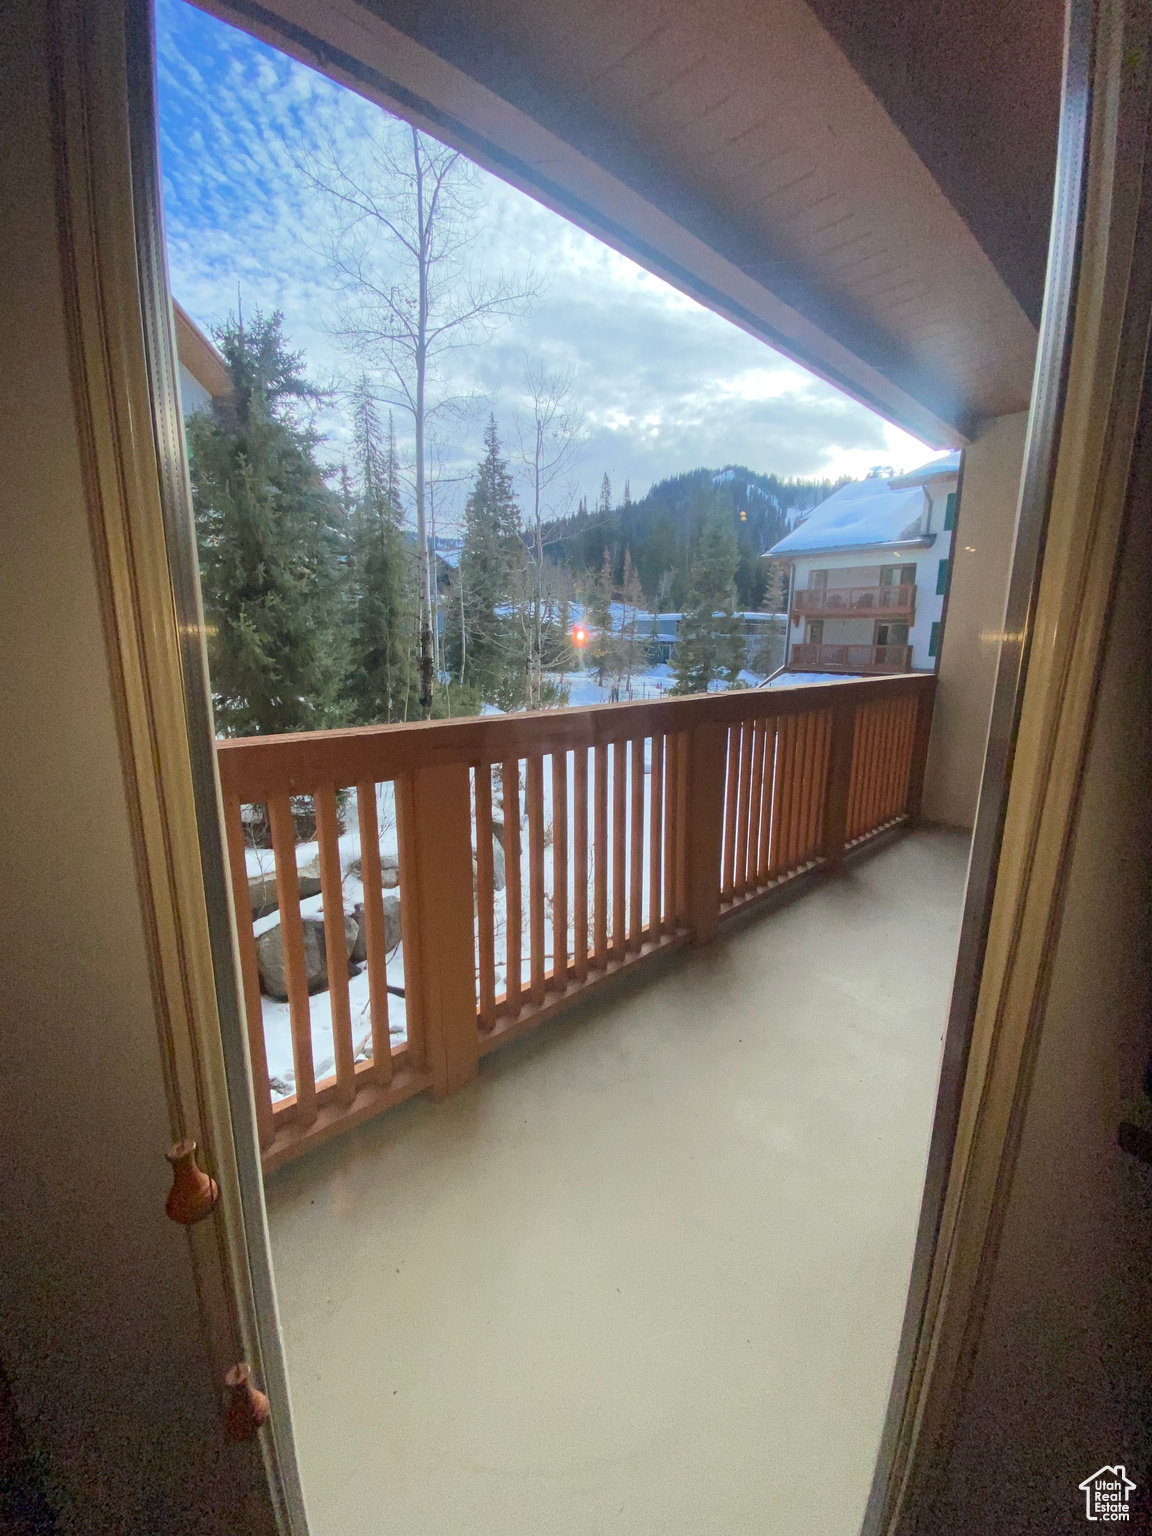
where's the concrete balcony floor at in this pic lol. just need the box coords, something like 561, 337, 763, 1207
266, 826, 970, 1536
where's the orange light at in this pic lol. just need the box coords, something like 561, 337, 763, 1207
573, 625, 588, 647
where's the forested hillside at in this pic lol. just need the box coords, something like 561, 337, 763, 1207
543, 466, 839, 612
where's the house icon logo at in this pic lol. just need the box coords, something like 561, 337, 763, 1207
1079, 1465, 1136, 1521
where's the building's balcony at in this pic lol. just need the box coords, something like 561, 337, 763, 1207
264, 823, 966, 1535
217, 673, 936, 1171
792, 583, 917, 620
790, 642, 913, 673
214, 674, 950, 1530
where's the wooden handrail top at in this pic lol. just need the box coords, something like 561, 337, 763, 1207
216, 673, 936, 801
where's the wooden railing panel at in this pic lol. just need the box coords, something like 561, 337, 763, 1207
220, 674, 936, 1170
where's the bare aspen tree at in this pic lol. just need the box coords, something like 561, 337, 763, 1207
515, 358, 585, 708
298, 117, 538, 715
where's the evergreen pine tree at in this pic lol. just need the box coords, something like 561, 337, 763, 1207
671, 510, 745, 695
344, 387, 417, 723
584, 551, 617, 687
598, 473, 612, 520
444, 416, 526, 707
618, 551, 646, 694
187, 309, 347, 735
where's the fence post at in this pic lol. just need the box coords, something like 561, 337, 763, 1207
402, 761, 478, 1100
821, 698, 858, 869
685, 720, 728, 945
905, 681, 937, 822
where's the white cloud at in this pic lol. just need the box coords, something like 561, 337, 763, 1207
156, 0, 929, 528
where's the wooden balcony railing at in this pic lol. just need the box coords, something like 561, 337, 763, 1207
216, 674, 935, 1172
792, 584, 916, 618
790, 643, 913, 673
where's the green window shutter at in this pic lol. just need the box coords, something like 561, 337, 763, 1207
944, 492, 957, 530
936, 558, 949, 595
929, 621, 941, 658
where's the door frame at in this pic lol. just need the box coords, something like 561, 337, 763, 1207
60, 0, 1152, 1529
49, 0, 308, 1526
864, 0, 1152, 1526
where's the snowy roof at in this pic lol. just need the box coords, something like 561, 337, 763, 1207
888, 450, 961, 487
767, 478, 930, 557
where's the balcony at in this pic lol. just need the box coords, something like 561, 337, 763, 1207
212, 673, 951, 1531
216, 674, 936, 1171
792, 583, 917, 620
263, 822, 967, 1535
790, 642, 914, 674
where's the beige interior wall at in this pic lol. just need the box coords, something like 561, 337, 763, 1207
0, 4, 272, 1530
921, 412, 1029, 829
917, 394, 1152, 1535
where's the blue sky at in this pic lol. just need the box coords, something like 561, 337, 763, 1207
156, 0, 929, 529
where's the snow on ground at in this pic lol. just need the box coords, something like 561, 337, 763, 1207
559, 661, 768, 708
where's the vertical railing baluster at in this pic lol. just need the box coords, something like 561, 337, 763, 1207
900, 693, 919, 813
747, 719, 765, 890
822, 700, 857, 868
268, 794, 316, 1127
735, 718, 754, 897
845, 709, 865, 842
648, 733, 663, 943
355, 780, 391, 1085
758, 719, 777, 883
777, 714, 799, 875
612, 739, 627, 961
551, 750, 569, 992
674, 729, 690, 926
222, 795, 275, 1149
316, 783, 355, 1105
810, 712, 832, 856
502, 759, 522, 1015
789, 712, 807, 871
884, 697, 903, 823
528, 754, 546, 1005
722, 724, 740, 901
629, 737, 644, 952
594, 742, 609, 967
663, 731, 678, 930
869, 703, 889, 832
906, 684, 936, 823
798, 713, 821, 864
475, 765, 497, 1029
573, 747, 589, 982
395, 772, 426, 1071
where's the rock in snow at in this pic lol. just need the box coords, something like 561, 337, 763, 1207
256, 913, 358, 1000
349, 895, 402, 962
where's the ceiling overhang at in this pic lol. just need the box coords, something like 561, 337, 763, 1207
194, 0, 1055, 448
